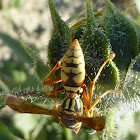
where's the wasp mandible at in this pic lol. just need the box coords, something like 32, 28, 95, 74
6, 39, 121, 133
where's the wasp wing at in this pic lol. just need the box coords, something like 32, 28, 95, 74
76, 116, 105, 131
5, 94, 60, 117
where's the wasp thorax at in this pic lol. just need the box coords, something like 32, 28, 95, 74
60, 94, 83, 130
61, 95, 83, 115
68, 92, 80, 99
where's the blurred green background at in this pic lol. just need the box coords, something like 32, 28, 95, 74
0, 0, 140, 140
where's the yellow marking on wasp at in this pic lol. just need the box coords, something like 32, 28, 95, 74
62, 61, 85, 70
77, 100, 81, 110
61, 67, 71, 73
61, 67, 85, 85
70, 99, 76, 111
73, 73, 85, 84
61, 67, 84, 75
66, 51, 82, 58
71, 68, 85, 75
64, 86, 80, 92
63, 57, 84, 64
65, 98, 70, 110
73, 57, 84, 64
77, 63, 85, 69
61, 70, 68, 82
80, 100, 83, 110
62, 62, 66, 67
66, 48, 80, 55
79, 87, 83, 93
64, 110, 76, 115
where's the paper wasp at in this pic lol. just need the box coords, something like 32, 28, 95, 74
6, 39, 121, 133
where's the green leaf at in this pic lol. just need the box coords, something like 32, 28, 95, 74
80, 0, 119, 92
13, 114, 38, 134
9, 0, 21, 8
12, 114, 38, 139
134, 24, 140, 52
98, 54, 140, 139
19, 40, 49, 81
71, 8, 105, 40
0, 98, 5, 109
123, 53, 140, 98
0, 32, 32, 64
72, 18, 86, 40
66, 12, 83, 24
104, 0, 138, 84
0, 120, 16, 140
48, 0, 71, 72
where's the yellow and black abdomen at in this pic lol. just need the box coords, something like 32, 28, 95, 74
60, 95, 83, 131
61, 40, 85, 93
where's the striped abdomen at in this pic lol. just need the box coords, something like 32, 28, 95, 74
60, 94, 83, 130
61, 39, 85, 92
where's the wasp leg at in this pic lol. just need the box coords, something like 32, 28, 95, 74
81, 84, 97, 117
43, 59, 63, 84
43, 58, 64, 95
46, 87, 65, 95
43, 77, 64, 95
43, 77, 62, 85
49, 99, 59, 110
81, 84, 90, 117
73, 122, 82, 134
88, 90, 122, 116
89, 53, 116, 106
